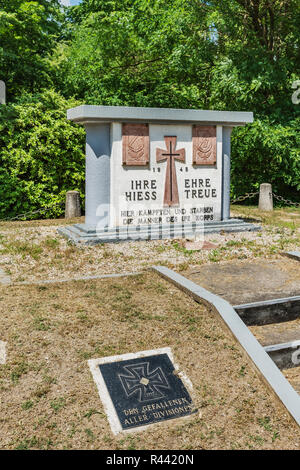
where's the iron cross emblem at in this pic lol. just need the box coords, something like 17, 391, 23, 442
118, 361, 170, 402
156, 136, 185, 206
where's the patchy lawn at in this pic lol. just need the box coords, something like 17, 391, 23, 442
231, 205, 300, 232
0, 206, 299, 284
0, 272, 299, 450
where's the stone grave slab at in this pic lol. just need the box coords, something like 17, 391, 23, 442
184, 259, 300, 305
89, 347, 195, 434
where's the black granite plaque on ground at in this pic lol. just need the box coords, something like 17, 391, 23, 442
99, 353, 195, 430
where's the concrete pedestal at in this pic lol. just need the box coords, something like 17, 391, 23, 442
58, 219, 261, 245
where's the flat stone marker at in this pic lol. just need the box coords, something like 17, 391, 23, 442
89, 348, 195, 434
184, 240, 217, 251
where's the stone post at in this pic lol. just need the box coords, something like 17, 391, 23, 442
65, 191, 81, 219
258, 183, 273, 211
85, 124, 111, 228
222, 127, 233, 220
0, 81, 6, 105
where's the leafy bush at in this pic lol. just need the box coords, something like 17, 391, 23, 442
231, 118, 300, 201
0, 0, 63, 101
0, 89, 85, 219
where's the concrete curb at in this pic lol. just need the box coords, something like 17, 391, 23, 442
0, 268, 11, 285
283, 251, 300, 262
152, 265, 300, 427
0, 340, 7, 364
265, 340, 300, 353
234, 295, 300, 310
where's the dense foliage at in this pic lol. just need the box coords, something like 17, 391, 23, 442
60, 0, 215, 108
0, 90, 85, 219
0, 0, 64, 100
0, 0, 299, 218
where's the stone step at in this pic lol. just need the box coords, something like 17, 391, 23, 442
249, 320, 300, 347
282, 369, 300, 394
263, 340, 300, 370
58, 219, 261, 244
234, 296, 300, 326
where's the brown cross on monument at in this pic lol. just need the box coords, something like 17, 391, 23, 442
156, 136, 185, 206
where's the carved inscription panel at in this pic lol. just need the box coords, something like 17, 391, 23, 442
122, 123, 149, 166
192, 126, 216, 165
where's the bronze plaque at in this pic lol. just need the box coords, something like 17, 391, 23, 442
98, 353, 195, 431
192, 126, 216, 165
122, 124, 149, 166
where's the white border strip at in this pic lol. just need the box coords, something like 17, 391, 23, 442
265, 340, 300, 353
0, 268, 11, 285
283, 251, 300, 262
0, 341, 7, 364
88, 347, 193, 435
234, 295, 300, 310
153, 265, 300, 427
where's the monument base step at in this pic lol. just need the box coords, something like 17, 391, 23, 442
57, 219, 261, 245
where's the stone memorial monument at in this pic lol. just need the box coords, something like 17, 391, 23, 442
58, 105, 259, 243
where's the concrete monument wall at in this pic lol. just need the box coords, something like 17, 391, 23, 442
58, 105, 258, 243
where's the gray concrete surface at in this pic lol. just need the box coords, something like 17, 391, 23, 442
67, 105, 254, 126
183, 259, 300, 305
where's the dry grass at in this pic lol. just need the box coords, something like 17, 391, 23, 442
231, 205, 300, 232
0, 207, 299, 284
0, 272, 299, 450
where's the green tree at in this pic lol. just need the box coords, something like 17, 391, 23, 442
207, 0, 300, 200
59, 0, 215, 108
57, 0, 300, 201
1, 0, 299, 219
0, 89, 85, 219
208, 0, 300, 119
0, 0, 64, 100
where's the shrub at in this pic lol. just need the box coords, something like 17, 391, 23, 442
0, 89, 85, 219
231, 118, 300, 202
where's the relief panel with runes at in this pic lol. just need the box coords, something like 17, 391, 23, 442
122, 123, 149, 166
192, 125, 216, 165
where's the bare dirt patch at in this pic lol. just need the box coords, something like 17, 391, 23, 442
0, 272, 299, 450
